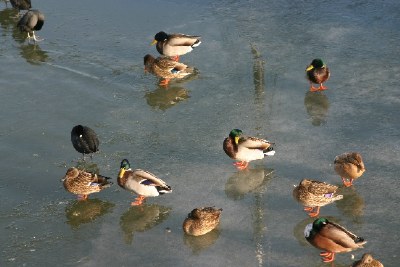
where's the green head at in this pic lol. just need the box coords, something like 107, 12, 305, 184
229, 129, 243, 144
120, 159, 130, 169
118, 159, 131, 178
313, 217, 328, 230
304, 217, 328, 238
306, 59, 326, 71
313, 58, 325, 68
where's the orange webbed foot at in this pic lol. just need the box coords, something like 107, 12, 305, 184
159, 79, 170, 87
318, 84, 328, 91
307, 206, 320, 217
309, 86, 319, 92
320, 251, 335, 262
131, 195, 146, 206
171, 55, 180, 62
233, 161, 249, 170
341, 177, 353, 187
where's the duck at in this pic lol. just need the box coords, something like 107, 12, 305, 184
10, 0, 31, 14
151, 31, 201, 61
144, 54, 195, 86
71, 125, 99, 159
334, 152, 365, 187
306, 59, 330, 92
117, 159, 172, 206
304, 217, 366, 263
17, 9, 44, 44
183, 207, 222, 236
352, 253, 384, 267
61, 167, 112, 200
223, 129, 275, 170
293, 178, 343, 217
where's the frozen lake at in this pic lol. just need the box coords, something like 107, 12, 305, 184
0, 0, 399, 266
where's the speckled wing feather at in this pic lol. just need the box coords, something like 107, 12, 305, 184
155, 58, 188, 72
308, 180, 338, 195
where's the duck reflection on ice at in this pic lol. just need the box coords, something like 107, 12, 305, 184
65, 199, 114, 229
225, 167, 274, 200
119, 204, 171, 245
145, 85, 190, 111
335, 186, 365, 224
0, 8, 18, 31
183, 228, 221, 255
19, 43, 48, 65
304, 91, 330, 126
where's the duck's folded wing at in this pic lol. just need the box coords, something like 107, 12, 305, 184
134, 169, 167, 187
239, 136, 272, 149
321, 222, 365, 248
168, 34, 201, 46
308, 181, 338, 195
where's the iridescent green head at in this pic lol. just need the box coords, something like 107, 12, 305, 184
306, 59, 326, 71
312, 217, 328, 230
229, 129, 243, 144
120, 159, 130, 170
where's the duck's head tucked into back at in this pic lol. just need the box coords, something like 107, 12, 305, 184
183, 207, 222, 236
305, 217, 366, 263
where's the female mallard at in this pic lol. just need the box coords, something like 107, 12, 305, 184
306, 59, 330, 92
293, 179, 343, 217
334, 152, 365, 187
183, 207, 222, 236
352, 253, 384, 267
304, 217, 366, 263
117, 159, 172, 206
151, 31, 201, 61
71, 125, 99, 159
144, 54, 194, 86
223, 129, 275, 170
61, 167, 112, 200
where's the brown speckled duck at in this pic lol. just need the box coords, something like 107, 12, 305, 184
304, 217, 366, 263
61, 167, 112, 200
306, 59, 330, 92
352, 253, 384, 267
293, 179, 343, 217
223, 129, 275, 170
117, 159, 172, 206
183, 207, 222, 236
144, 54, 194, 86
151, 31, 201, 61
334, 152, 365, 187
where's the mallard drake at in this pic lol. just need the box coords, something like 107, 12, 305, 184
352, 253, 384, 267
144, 54, 194, 86
17, 9, 44, 43
151, 31, 201, 61
71, 125, 99, 159
223, 129, 275, 170
117, 159, 172, 206
293, 179, 343, 217
334, 152, 365, 187
304, 217, 366, 263
61, 167, 112, 200
306, 59, 330, 92
183, 207, 222, 236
